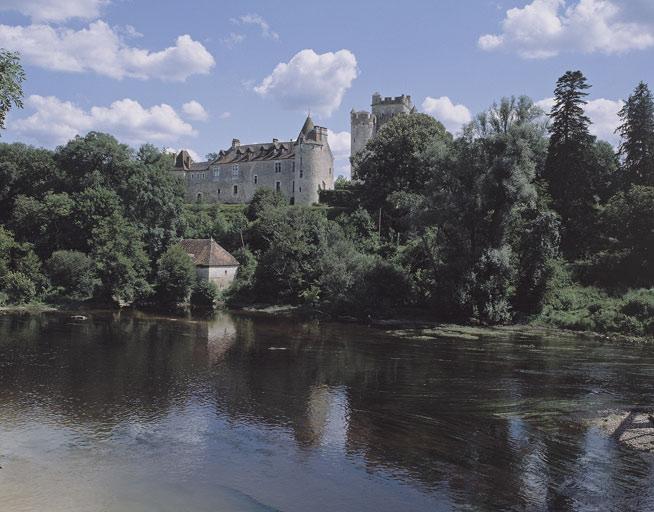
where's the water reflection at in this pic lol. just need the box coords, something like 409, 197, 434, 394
1, 311, 654, 511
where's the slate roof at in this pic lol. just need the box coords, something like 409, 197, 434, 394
180, 239, 239, 267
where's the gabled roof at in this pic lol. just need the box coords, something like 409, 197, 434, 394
180, 239, 239, 267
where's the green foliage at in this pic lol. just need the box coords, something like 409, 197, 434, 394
155, 244, 196, 305
46, 250, 96, 299
245, 188, 287, 221
538, 285, 654, 337
2, 271, 36, 304
0, 50, 25, 132
543, 70, 601, 258
191, 280, 220, 309
352, 113, 451, 209
616, 81, 654, 188
225, 247, 258, 305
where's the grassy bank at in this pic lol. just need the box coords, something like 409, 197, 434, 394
534, 285, 654, 339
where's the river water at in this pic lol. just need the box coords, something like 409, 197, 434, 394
1, 311, 653, 511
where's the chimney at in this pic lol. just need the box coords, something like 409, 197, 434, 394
232, 138, 240, 148
272, 138, 279, 143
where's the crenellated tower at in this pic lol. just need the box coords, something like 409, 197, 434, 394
350, 92, 415, 164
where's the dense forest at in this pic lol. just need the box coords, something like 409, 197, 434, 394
0, 51, 652, 337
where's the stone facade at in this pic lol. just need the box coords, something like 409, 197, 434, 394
350, 93, 415, 174
180, 238, 239, 290
172, 116, 334, 205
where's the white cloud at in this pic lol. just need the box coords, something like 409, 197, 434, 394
327, 130, 351, 159
182, 100, 208, 121
0, 21, 215, 81
479, 0, 654, 58
422, 96, 472, 133
0, 0, 109, 22
219, 112, 232, 119
221, 32, 245, 48
254, 49, 358, 116
536, 96, 624, 143
10, 95, 197, 147
232, 14, 279, 40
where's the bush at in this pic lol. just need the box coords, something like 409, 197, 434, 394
46, 250, 96, 298
2, 271, 36, 304
190, 280, 220, 309
155, 244, 196, 305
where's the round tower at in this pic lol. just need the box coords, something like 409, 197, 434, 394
350, 109, 375, 160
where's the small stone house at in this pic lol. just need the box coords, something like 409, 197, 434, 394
180, 238, 240, 290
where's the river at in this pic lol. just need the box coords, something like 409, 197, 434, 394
1, 310, 653, 511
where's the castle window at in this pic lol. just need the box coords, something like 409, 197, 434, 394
292, 161, 295, 172
275, 161, 282, 173
213, 168, 220, 178
275, 181, 281, 193
299, 186, 302, 192
254, 175, 258, 184
231, 164, 239, 178
300, 169, 304, 178
292, 180, 295, 193
218, 188, 221, 195
233, 185, 238, 195
329, 168, 332, 175
196, 192, 202, 202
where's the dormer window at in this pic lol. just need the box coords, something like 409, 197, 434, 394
232, 164, 239, 178
275, 162, 282, 173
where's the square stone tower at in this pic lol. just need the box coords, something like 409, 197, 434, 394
350, 92, 414, 163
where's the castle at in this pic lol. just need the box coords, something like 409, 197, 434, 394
172, 115, 334, 205
350, 92, 415, 167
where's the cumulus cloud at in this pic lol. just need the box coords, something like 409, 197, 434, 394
0, 21, 215, 81
479, 0, 654, 58
182, 100, 208, 121
0, 0, 109, 22
422, 96, 472, 133
536, 96, 624, 143
327, 130, 351, 159
10, 95, 197, 147
232, 14, 279, 40
254, 49, 358, 116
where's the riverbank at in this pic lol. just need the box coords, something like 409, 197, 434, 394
2, 298, 652, 344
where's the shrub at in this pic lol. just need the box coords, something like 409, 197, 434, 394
46, 250, 96, 298
155, 244, 196, 305
2, 271, 36, 304
190, 280, 220, 309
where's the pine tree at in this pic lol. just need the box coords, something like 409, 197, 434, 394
616, 81, 654, 187
543, 70, 596, 258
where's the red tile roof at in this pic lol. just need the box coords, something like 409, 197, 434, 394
180, 239, 239, 267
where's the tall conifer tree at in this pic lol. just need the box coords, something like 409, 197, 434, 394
616, 81, 654, 187
543, 70, 595, 257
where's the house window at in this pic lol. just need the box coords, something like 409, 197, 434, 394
299, 169, 304, 178
275, 181, 281, 193
275, 161, 282, 173
213, 168, 220, 178
233, 185, 238, 195
254, 175, 258, 184
232, 164, 239, 178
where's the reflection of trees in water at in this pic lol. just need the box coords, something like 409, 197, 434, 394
2, 313, 654, 509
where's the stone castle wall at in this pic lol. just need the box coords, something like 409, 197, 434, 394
177, 141, 333, 206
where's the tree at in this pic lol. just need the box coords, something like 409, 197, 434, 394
155, 244, 196, 305
245, 188, 287, 221
1, 271, 35, 304
543, 70, 597, 257
0, 50, 25, 132
352, 113, 451, 209
616, 81, 654, 187
46, 250, 96, 299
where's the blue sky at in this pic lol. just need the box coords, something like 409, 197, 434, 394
1, 0, 653, 177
